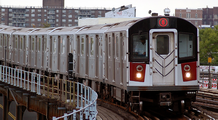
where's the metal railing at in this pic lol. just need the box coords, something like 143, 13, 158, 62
0, 65, 98, 120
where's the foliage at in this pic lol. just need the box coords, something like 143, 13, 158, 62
199, 25, 218, 64
42, 22, 51, 28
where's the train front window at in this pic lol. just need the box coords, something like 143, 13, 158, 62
179, 33, 194, 58
132, 33, 148, 59
156, 35, 169, 55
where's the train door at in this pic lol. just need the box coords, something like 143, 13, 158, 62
114, 33, 122, 85
19, 36, 23, 66
95, 35, 99, 78
35, 36, 38, 68
104, 34, 108, 80
85, 35, 89, 77
23, 36, 26, 65
15, 36, 18, 64
107, 33, 115, 82
42, 36, 46, 70
5, 35, 9, 62
36, 36, 42, 69
57, 36, 61, 72
76, 36, 80, 76
28, 36, 31, 67
151, 30, 177, 86
113, 34, 115, 82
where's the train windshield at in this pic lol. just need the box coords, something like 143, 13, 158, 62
132, 33, 148, 59
179, 33, 194, 58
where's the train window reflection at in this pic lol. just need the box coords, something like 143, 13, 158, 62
133, 33, 148, 59
179, 34, 193, 58
156, 35, 169, 55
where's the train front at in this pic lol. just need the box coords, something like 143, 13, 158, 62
127, 16, 199, 112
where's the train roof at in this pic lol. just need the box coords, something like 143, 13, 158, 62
0, 16, 197, 36
0, 26, 22, 34
28, 27, 56, 35
76, 24, 112, 35
127, 16, 197, 35
48, 26, 83, 35
0, 25, 9, 30
13, 27, 37, 35
105, 18, 143, 32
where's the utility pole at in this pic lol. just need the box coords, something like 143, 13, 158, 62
208, 56, 212, 88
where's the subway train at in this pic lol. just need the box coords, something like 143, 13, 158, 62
0, 15, 199, 114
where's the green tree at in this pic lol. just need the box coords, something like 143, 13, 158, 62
42, 22, 51, 28
199, 25, 218, 64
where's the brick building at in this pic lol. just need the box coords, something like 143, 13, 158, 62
0, 0, 111, 27
43, 0, 64, 8
202, 7, 218, 26
175, 8, 202, 27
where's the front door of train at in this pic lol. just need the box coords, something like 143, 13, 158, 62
150, 30, 177, 86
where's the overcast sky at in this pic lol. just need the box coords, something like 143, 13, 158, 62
0, 0, 217, 17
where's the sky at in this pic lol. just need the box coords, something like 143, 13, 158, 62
0, 0, 218, 17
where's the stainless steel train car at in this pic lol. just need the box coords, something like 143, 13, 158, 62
0, 15, 199, 114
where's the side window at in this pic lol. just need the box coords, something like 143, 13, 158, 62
81, 37, 84, 55
70, 36, 74, 53
123, 34, 126, 60
29, 37, 31, 50
116, 35, 119, 58
24, 36, 26, 50
15, 37, 18, 49
5, 36, 8, 47
32, 37, 34, 51
113, 34, 115, 57
0, 35, 2, 47
20, 37, 23, 49
179, 33, 194, 58
43, 36, 47, 51
100, 37, 102, 57
90, 37, 94, 56
109, 36, 111, 57
62, 36, 66, 54
38, 37, 41, 51
53, 37, 57, 53
36, 36, 38, 51
132, 33, 148, 59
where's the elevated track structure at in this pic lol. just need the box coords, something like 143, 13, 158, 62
0, 65, 98, 120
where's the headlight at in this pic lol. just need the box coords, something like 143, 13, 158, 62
136, 73, 142, 78
186, 72, 191, 78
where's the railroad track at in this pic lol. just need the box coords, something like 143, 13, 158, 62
97, 99, 144, 120
192, 88, 218, 119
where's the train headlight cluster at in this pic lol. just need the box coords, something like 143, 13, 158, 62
184, 65, 191, 78
130, 63, 145, 82
136, 65, 143, 79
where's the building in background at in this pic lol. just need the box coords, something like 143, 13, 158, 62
175, 8, 202, 27
202, 7, 218, 27
175, 7, 218, 28
43, 0, 64, 8
0, 0, 111, 27
79, 4, 138, 26
105, 4, 136, 18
